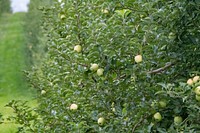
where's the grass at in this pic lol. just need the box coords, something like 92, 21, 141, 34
0, 13, 36, 133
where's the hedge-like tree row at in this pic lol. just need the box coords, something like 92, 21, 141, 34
6, 0, 200, 132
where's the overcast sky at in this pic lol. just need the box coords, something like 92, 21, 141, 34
11, 0, 30, 13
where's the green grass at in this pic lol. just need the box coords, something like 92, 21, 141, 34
0, 13, 36, 133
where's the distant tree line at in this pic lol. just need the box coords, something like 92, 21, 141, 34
0, 0, 11, 16
24, 0, 53, 66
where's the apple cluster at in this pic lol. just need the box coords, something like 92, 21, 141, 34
73, 45, 105, 77
153, 112, 183, 125
90, 63, 104, 76
153, 75, 200, 126
187, 75, 199, 86
187, 75, 200, 101
195, 86, 200, 101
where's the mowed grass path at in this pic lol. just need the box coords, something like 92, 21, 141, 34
0, 13, 36, 133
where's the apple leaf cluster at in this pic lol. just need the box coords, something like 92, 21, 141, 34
4, 0, 200, 132
150, 78, 200, 132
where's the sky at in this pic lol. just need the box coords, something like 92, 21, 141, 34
11, 0, 30, 13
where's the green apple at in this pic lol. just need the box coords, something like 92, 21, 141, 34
70, 104, 78, 110
134, 55, 142, 63
140, 14, 145, 18
154, 112, 162, 121
174, 116, 183, 124
196, 95, 200, 101
90, 63, 99, 71
41, 90, 46, 95
98, 117, 105, 125
112, 107, 116, 112
168, 32, 176, 40
97, 68, 104, 76
195, 86, 200, 95
187, 78, 193, 86
74, 45, 82, 53
193, 76, 199, 83
159, 101, 167, 108
102, 9, 109, 14
60, 14, 66, 20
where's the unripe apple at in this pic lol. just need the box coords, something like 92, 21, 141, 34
193, 76, 199, 83
102, 9, 109, 14
154, 112, 162, 121
187, 78, 193, 86
97, 68, 104, 76
168, 32, 176, 40
134, 55, 142, 63
74, 45, 82, 53
41, 90, 46, 95
195, 86, 200, 95
112, 107, 116, 112
60, 14, 66, 20
174, 116, 183, 124
196, 95, 200, 101
70, 104, 78, 110
98, 117, 105, 126
140, 14, 145, 18
159, 101, 167, 108
90, 63, 99, 71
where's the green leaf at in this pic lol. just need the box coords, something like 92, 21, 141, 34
115, 9, 132, 19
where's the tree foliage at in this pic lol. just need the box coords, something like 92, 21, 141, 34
5, 0, 200, 132
24, 0, 53, 65
0, 0, 11, 16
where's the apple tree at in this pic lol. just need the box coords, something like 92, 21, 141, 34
5, 0, 200, 132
